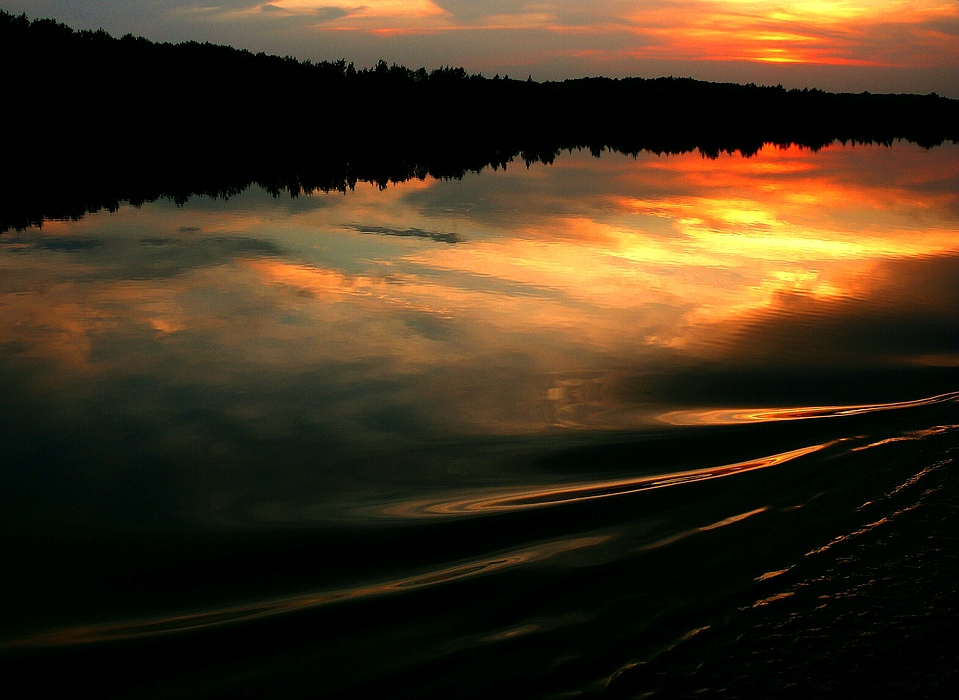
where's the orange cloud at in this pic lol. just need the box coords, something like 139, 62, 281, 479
279, 0, 959, 69
617, 1, 959, 67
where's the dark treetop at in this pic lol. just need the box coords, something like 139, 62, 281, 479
3, 9, 958, 232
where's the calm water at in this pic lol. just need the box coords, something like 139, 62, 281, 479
2, 143, 958, 697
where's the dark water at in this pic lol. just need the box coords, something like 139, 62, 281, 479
1, 144, 957, 697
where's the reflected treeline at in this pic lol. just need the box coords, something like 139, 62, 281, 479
3, 10, 958, 233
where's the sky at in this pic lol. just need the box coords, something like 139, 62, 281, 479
5, 1, 959, 95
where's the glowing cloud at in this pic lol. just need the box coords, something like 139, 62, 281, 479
617, 1, 959, 67
256, 0, 959, 69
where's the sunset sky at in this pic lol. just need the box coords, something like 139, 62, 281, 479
5, 1, 959, 94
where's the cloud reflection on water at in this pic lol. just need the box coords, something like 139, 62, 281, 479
1, 143, 958, 530
2, 144, 958, 430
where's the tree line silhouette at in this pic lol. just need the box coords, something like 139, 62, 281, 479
2, 9, 958, 232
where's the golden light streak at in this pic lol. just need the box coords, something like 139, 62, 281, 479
381, 442, 829, 517
659, 390, 959, 425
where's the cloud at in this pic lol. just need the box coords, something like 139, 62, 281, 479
257, 3, 357, 22
432, 1, 554, 24
920, 15, 959, 36
346, 224, 463, 244
313, 6, 353, 21
255, 3, 359, 26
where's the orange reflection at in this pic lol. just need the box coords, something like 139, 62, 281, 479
380, 442, 830, 518
660, 390, 959, 425
2, 144, 957, 434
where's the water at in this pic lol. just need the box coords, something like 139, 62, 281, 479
1, 143, 957, 697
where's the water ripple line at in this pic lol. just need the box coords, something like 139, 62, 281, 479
851, 424, 959, 452
808, 459, 950, 557
658, 390, 959, 426
380, 442, 832, 519
3, 534, 610, 650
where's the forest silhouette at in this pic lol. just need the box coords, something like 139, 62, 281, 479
2, 9, 958, 232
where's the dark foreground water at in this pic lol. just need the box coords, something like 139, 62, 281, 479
1, 144, 957, 697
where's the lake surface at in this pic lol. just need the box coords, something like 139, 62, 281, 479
2, 143, 957, 697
